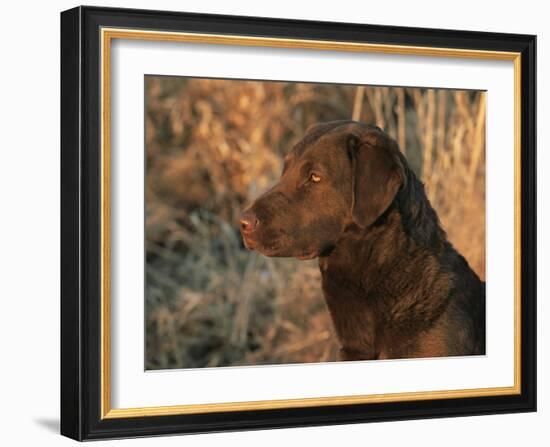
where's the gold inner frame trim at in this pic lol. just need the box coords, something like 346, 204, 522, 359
100, 27, 522, 419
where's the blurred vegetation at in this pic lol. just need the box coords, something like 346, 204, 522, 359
145, 76, 486, 370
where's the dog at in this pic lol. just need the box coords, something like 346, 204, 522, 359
240, 120, 485, 360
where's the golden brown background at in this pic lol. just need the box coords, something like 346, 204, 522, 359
145, 76, 486, 370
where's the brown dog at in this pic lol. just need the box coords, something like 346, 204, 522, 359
240, 121, 485, 360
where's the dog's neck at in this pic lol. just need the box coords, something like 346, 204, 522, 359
319, 206, 407, 291
318, 172, 455, 359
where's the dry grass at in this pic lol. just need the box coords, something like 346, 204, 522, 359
145, 76, 485, 370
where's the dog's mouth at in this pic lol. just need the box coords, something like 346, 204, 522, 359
295, 251, 319, 261
243, 235, 319, 260
241, 233, 257, 250
242, 233, 282, 256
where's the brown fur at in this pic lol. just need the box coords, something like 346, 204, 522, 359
240, 121, 485, 360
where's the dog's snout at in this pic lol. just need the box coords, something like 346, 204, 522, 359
240, 211, 259, 234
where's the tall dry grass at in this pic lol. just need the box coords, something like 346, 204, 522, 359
145, 77, 485, 370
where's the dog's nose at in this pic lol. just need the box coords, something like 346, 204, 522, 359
240, 211, 259, 234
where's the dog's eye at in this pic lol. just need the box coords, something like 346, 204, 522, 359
309, 173, 321, 183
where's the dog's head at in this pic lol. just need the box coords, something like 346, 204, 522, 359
240, 121, 405, 259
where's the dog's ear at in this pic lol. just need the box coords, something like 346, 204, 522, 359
348, 134, 404, 228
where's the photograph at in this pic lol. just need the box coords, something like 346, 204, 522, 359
144, 76, 487, 370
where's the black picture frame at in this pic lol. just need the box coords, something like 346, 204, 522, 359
61, 5, 536, 441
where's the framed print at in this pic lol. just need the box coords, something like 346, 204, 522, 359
60, 6, 536, 441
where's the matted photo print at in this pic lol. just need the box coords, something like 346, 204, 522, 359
61, 7, 536, 440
